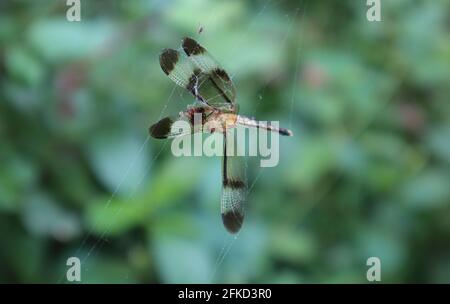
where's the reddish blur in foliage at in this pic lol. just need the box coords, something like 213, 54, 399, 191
397, 102, 425, 133
302, 63, 327, 88
55, 63, 87, 119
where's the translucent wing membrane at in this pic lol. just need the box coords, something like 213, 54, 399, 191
182, 37, 218, 72
221, 131, 247, 233
182, 37, 236, 109
160, 48, 198, 90
159, 38, 236, 111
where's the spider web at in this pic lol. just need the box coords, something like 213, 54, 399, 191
207, 0, 309, 283
58, 85, 176, 283
62, 0, 309, 284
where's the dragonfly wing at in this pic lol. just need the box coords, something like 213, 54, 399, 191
160, 47, 232, 110
182, 37, 236, 110
149, 116, 188, 139
160, 48, 198, 88
221, 131, 247, 233
149, 106, 210, 139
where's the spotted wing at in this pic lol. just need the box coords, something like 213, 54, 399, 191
159, 48, 199, 93
182, 37, 236, 111
149, 106, 210, 139
221, 131, 247, 233
159, 48, 224, 109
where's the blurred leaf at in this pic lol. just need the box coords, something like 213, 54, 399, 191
85, 157, 203, 235
427, 125, 450, 164
86, 130, 150, 194
152, 236, 212, 283
269, 228, 315, 265
82, 256, 138, 284
0, 153, 36, 213
5, 46, 44, 85
286, 136, 335, 189
28, 19, 115, 63
218, 222, 268, 283
22, 193, 81, 241
0, 217, 46, 283
399, 169, 450, 209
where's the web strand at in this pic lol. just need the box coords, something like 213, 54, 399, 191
207, 0, 308, 283
58, 83, 177, 283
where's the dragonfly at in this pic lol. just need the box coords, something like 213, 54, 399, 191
149, 37, 293, 234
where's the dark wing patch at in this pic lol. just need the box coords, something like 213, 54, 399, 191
182, 37, 206, 55
149, 117, 174, 139
223, 179, 246, 189
159, 48, 179, 75
149, 106, 212, 139
222, 210, 244, 234
214, 68, 231, 82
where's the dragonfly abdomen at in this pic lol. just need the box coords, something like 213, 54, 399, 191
236, 115, 293, 136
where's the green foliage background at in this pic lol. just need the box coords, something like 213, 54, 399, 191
1, 0, 449, 283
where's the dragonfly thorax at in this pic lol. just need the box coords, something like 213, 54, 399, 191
183, 106, 238, 134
